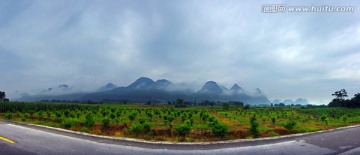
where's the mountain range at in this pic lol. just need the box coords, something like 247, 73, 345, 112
19, 77, 271, 105
271, 98, 310, 105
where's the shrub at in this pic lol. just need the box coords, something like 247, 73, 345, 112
143, 122, 152, 134
320, 115, 327, 121
176, 120, 192, 136
342, 116, 348, 123
208, 116, 217, 123
201, 113, 209, 121
38, 112, 43, 121
130, 123, 143, 136
139, 117, 146, 124
46, 111, 51, 117
61, 120, 74, 129
271, 117, 276, 125
223, 103, 230, 111
115, 118, 120, 124
110, 113, 116, 119
55, 112, 62, 118
249, 116, 260, 138
64, 110, 70, 117
284, 120, 297, 131
5, 112, 12, 120
244, 105, 250, 109
85, 113, 95, 128
102, 118, 110, 129
24, 113, 29, 119
128, 112, 136, 121
211, 122, 228, 137
21, 116, 26, 122
167, 115, 175, 123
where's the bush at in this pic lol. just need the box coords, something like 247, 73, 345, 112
110, 113, 116, 119
342, 116, 348, 123
128, 112, 136, 121
211, 122, 228, 137
244, 105, 250, 109
38, 112, 43, 121
55, 112, 62, 118
46, 111, 51, 118
139, 117, 146, 124
249, 116, 260, 138
61, 120, 74, 129
5, 112, 12, 120
24, 113, 29, 119
143, 122, 152, 134
223, 103, 230, 111
85, 113, 95, 128
176, 120, 192, 136
102, 118, 110, 129
284, 120, 297, 131
320, 115, 327, 121
64, 110, 70, 117
130, 123, 143, 136
271, 118, 276, 125
167, 115, 175, 123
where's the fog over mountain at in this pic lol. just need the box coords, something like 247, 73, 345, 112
97, 83, 117, 92
271, 98, 310, 105
19, 77, 271, 105
1, 1, 359, 104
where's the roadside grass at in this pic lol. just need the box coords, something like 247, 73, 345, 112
2, 102, 360, 142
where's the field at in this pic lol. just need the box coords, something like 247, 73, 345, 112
1, 102, 360, 142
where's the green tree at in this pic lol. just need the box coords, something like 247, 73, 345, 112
130, 123, 143, 136
128, 112, 136, 121
332, 89, 348, 100
139, 117, 146, 124
329, 89, 348, 107
249, 116, 260, 138
223, 103, 230, 111
271, 117, 276, 125
102, 117, 110, 130
211, 122, 228, 137
0, 91, 8, 101
0, 91, 5, 100
176, 120, 192, 136
284, 120, 297, 131
85, 113, 95, 128
143, 122, 152, 134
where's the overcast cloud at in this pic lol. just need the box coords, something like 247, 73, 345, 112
0, 0, 359, 104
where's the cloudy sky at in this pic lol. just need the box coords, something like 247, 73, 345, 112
0, 0, 359, 104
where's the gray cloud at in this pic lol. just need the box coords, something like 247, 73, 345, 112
0, 0, 359, 104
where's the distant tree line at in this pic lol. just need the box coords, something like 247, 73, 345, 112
167, 99, 245, 108
328, 89, 360, 108
0, 91, 9, 102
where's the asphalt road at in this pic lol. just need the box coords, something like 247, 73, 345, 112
1, 120, 360, 155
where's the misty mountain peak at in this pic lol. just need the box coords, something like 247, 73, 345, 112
154, 79, 172, 89
156, 79, 171, 85
231, 84, 244, 92
58, 84, 70, 91
98, 83, 117, 92
283, 99, 294, 105
128, 77, 155, 89
58, 84, 68, 88
199, 81, 223, 94
294, 98, 309, 105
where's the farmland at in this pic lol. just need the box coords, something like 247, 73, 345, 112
1, 102, 360, 142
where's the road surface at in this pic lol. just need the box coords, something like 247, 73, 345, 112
1, 120, 360, 155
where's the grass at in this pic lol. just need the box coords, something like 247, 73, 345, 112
2, 102, 360, 142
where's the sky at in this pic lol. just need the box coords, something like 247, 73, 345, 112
0, 0, 359, 104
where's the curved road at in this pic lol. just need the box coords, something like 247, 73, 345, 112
1, 120, 360, 155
